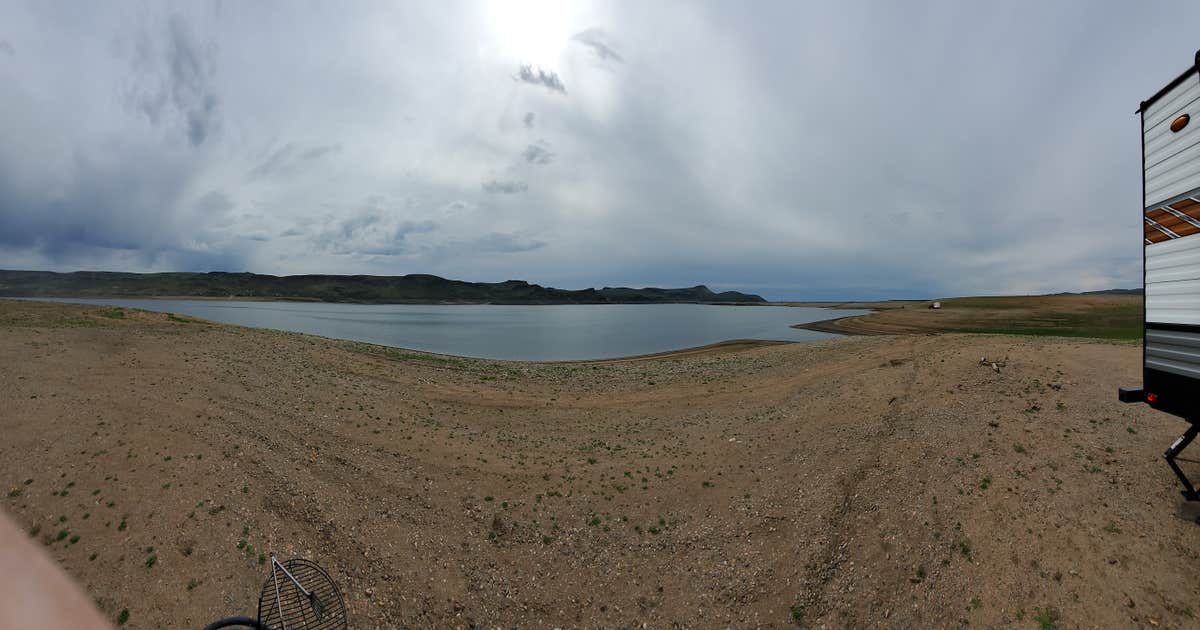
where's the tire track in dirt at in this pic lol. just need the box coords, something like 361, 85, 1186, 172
795, 350, 923, 624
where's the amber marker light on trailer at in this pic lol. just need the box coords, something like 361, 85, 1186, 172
1170, 113, 1190, 133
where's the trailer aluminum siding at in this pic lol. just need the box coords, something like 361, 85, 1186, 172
1141, 54, 1200, 420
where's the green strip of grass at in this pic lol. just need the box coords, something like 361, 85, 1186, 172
942, 304, 1141, 340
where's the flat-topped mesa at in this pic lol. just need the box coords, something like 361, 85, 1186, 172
0, 270, 766, 304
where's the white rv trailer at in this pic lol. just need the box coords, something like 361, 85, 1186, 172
1121, 50, 1200, 501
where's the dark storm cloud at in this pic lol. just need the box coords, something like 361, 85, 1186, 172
0, 145, 245, 271
126, 14, 220, 146
514, 65, 566, 94
523, 112, 535, 128
482, 179, 528, 194
571, 28, 622, 63
522, 142, 553, 165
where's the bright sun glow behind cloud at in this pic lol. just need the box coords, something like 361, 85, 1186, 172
485, 0, 575, 67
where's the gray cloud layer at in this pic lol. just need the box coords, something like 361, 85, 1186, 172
2, 2, 1198, 298
246, 142, 342, 181
515, 64, 566, 94
482, 180, 528, 194
125, 14, 221, 146
522, 142, 553, 165
571, 28, 622, 63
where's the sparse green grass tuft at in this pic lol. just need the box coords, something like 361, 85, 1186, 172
1034, 607, 1059, 630
116, 609, 129, 626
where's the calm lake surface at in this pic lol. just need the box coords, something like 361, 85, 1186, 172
28, 298, 870, 361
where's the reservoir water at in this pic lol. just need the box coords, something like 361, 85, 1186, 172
26, 298, 870, 361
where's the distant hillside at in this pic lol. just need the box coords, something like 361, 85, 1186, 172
0, 270, 765, 304
1078, 288, 1143, 295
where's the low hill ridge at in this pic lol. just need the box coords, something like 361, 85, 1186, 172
0, 270, 765, 304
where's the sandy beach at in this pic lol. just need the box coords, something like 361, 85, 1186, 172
1, 299, 1196, 628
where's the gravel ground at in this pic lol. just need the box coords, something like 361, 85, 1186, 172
0, 299, 1197, 628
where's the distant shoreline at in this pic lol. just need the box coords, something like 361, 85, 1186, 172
4, 294, 773, 306
791, 314, 885, 336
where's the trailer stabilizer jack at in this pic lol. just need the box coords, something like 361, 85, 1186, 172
1164, 424, 1200, 502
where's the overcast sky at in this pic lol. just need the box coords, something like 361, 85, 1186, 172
2, 1, 1198, 300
